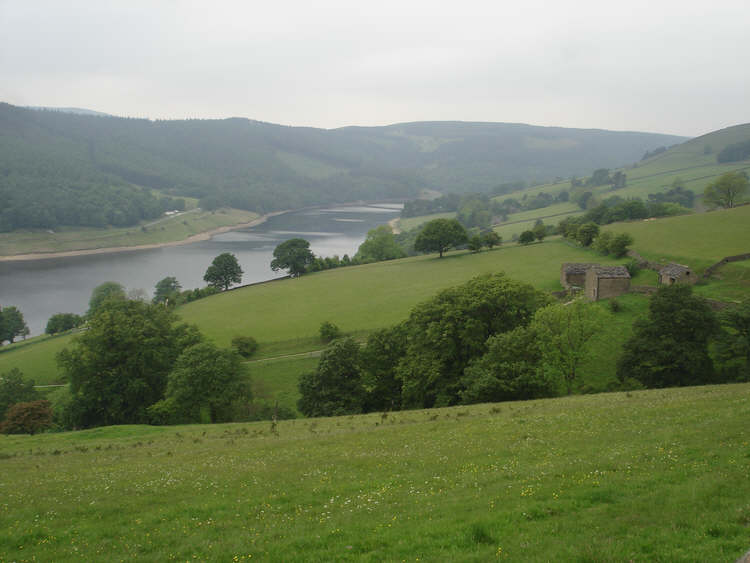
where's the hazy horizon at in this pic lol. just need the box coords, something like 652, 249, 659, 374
2, 1, 749, 138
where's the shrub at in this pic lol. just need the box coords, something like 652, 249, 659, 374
319, 321, 341, 343
608, 233, 634, 258
625, 259, 641, 277
608, 298, 622, 313
231, 336, 258, 358
1, 400, 53, 435
518, 230, 535, 245
467, 235, 483, 253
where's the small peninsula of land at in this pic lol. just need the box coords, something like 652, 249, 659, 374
0, 209, 288, 262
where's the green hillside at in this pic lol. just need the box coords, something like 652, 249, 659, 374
489, 123, 750, 206
3, 204, 749, 390
1, 384, 749, 561
0, 102, 686, 235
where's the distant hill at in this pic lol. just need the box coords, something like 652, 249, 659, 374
25, 106, 113, 117
0, 102, 687, 231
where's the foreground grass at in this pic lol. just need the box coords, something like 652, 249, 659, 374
1, 384, 749, 561
0, 208, 258, 256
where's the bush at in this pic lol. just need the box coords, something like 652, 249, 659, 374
231, 336, 258, 358
319, 321, 341, 343
625, 259, 641, 277
0, 368, 39, 420
467, 235, 483, 253
1, 400, 53, 434
518, 230, 535, 245
608, 233, 634, 258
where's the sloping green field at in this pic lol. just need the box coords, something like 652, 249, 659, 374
604, 204, 750, 269
1, 384, 749, 561
488, 123, 750, 218
177, 241, 619, 351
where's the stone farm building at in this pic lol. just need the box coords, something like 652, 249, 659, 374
560, 263, 600, 289
658, 263, 696, 285
560, 263, 631, 301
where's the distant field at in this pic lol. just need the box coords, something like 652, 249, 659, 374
2, 383, 749, 561
603, 204, 750, 269
396, 211, 456, 231
0, 208, 259, 256
0, 333, 74, 385
250, 355, 320, 414
178, 240, 624, 350
483, 124, 750, 232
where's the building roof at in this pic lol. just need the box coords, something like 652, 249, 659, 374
659, 263, 691, 277
590, 265, 631, 279
562, 263, 600, 275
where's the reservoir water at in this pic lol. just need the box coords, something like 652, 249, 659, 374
0, 204, 402, 336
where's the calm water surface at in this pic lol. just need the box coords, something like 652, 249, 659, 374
0, 204, 402, 336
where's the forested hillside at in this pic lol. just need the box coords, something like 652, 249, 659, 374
0, 102, 686, 231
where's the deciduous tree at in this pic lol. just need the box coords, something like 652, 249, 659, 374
413, 218, 468, 258
531, 301, 606, 395
271, 238, 314, 277
617, 285, 718, 388
150, 342, 249, 424
204, 253, 243, 290
355, 225, 405, 263
397, 273, 549, 408
88, 282, 126, 316
153, 276, 182, 304
45, 313, 84, 335
297, 337, 365, 417
703, 171, 748, 209
0, 368, 39, 420
461, 326, 553, 404
0, 306, 29, 344
1, 400, 53, 435
58, 299, 202, 428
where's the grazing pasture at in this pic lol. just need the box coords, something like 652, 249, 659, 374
1, 384, 749, 561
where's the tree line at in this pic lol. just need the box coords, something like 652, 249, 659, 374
296, 276, 750, 418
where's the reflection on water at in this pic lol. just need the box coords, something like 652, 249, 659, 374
0, 204, 401, 335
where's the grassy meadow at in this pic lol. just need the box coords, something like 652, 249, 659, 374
3, 203, 748, 389
474, 123, 750, 241
177, 240, 621, 350
0, 207, 258, 257
602, 204, 750, 269
1, 384, 749, 561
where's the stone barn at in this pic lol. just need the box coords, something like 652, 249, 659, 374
584, 265, 631, 301
560, 263, 599, 289
658, 263, 696, 285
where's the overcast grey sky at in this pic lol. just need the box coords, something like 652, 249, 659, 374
1, 0, 748, 137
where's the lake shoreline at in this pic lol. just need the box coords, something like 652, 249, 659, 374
0, 210, 291, 263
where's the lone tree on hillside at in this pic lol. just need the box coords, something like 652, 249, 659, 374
204, 253, 243, 290
703, 171, 749, 209
482, 231, 501, 249
0, 306, 29, 344
518, 230, 535, 245
271, 238, 315, 277
414, 218, 468, 258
